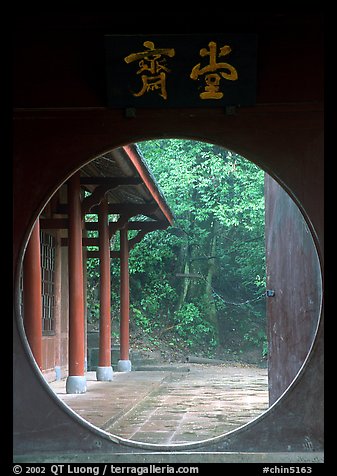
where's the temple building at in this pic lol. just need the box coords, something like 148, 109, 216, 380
21, 144, 174, 393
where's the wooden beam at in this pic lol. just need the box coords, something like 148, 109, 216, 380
40, 218, 68, 229
62, 223, 168, 247
85, 220, 168, 232
61, 237, 99, 246
80, 177, 142, 186
95, 203, 159, 215
56, 202, 159, 216
82, 237, 99, 246
61, 217, 168, 246
82, 184, 118, 216
41, 218, 166, 231
109, 214, 130, 239
86, 250, 120, 259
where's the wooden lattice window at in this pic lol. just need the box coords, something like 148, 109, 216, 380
40, 231, 56, 335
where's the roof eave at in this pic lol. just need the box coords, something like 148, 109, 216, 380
122, 144, 174, 227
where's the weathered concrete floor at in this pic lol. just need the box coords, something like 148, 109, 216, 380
49, 363, 268, 445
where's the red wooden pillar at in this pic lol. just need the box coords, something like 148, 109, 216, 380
23, 219, 43, 370
96, 198, 113, 380
118, 225, 132, 371
53, 232, 62, 380
66, 172, 87, 393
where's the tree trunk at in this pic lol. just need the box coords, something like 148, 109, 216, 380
177, 243, 192, 310
205, 220, 219, 341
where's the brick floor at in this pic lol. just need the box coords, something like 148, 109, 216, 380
49, 363, 268, 445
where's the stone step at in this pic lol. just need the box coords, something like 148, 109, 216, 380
132, 365, 190, 372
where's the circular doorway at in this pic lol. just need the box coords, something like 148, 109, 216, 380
16, 138, 322, 448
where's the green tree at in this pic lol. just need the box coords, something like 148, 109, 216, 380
136, 139, 266, 356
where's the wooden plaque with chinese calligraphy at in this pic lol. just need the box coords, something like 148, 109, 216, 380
105, 34, 257, 108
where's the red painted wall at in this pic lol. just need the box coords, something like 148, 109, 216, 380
13, 13, 324, 456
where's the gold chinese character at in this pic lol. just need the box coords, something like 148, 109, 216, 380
190, 41, 238, 99
124, 41, 175, 100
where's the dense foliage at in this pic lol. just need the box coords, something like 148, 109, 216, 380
86, 139, 267, 360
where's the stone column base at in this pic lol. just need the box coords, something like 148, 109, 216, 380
117, 360, 132, 372
66, 375, 87, 394
96, 366, 113, 381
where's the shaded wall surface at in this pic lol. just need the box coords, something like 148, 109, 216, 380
265, 175, 322, 405
41, 240, 69, 382
13, 13, 323, 458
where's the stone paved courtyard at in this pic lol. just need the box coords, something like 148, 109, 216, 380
49, 363, 269, 445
